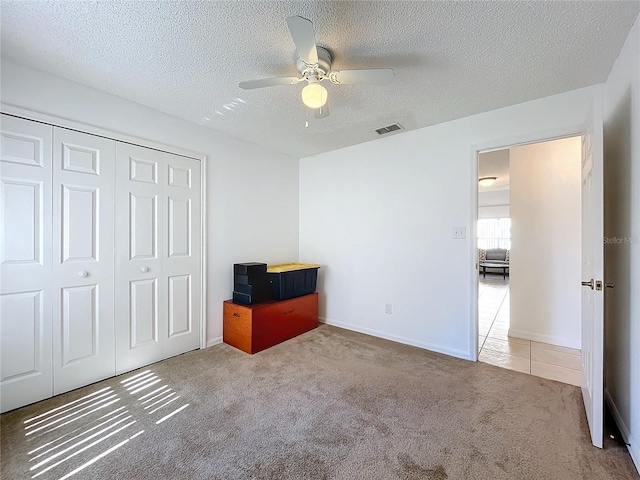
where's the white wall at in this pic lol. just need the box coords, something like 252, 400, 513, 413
0, 58, 300, 346
508, 137, 582, 348
603, 14, 640, 470
300, 85, 599, 360
478, 189, 509, 219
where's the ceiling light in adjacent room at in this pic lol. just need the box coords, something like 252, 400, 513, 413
479, 176, 497, 187
301, 83, 328, 109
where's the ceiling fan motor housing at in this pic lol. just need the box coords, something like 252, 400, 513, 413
297, 46, 332, 77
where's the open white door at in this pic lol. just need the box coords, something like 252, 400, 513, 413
580, 89, 604, 448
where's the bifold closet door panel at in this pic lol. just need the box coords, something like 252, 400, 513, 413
115, 143, 202, 374
0, 115, 54, 412
164, 154, 201, 359
115, 143, 167, 373
52, 127, 116, 395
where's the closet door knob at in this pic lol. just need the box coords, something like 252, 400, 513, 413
140, 267, 149, 273
79, 271, 88, 278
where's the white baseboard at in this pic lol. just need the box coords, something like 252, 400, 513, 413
319, 317, 473, 361
605, 388, 639, 473
206, 336, 223, 348
507, 328, 580, 350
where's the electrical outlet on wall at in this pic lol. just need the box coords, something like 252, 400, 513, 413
452, 226, 466, 239
385, 303, 392, 314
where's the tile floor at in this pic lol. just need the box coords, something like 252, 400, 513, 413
478, 275, 582, 386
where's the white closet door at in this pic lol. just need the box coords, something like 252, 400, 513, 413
115, 143, 167, 373
52, 128, 115, 394
115, 143, 201, 374
164, 154, 201, 359
0, 114, 53, 412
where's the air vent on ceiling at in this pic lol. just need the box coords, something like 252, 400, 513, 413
375, 123, 403, 135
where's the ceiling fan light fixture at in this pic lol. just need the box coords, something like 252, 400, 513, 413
301, 83, 328, 109
479, 176, 498, 187
238, 16, 394, 120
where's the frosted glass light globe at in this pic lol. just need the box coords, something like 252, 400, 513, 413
301, 83, 328, 109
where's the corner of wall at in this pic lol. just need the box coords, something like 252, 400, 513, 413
605, 388, 639, 471
602, 10, 640, 475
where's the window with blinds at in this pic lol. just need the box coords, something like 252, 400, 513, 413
478, 218, 511, 250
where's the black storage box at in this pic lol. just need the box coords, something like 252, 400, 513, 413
234, 283, 270, 296
232, 263, 271, 305
233, 262, 267, 275
233, 290, 270, 305
268, 264, 320, 300
234, 272, 268, 286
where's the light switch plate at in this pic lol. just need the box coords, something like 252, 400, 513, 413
452, 227, 466, 239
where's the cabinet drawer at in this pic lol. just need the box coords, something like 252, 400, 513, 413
223, 302, 251, 321
253, 295, 318, 352
223, 303, 252, 353
254, 298, 316, 323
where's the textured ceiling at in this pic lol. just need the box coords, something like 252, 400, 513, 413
478, 149, 510, 192
1, 1, 639, 158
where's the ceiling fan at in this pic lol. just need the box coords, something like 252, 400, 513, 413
238, 16, 394, 119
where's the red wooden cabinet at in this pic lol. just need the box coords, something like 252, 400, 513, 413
223, 293, 318, 354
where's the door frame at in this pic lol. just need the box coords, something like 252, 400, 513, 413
0, 103, 209, 351
469, 124, 584, 361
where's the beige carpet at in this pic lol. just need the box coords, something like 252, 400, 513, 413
1, 325, 637, 479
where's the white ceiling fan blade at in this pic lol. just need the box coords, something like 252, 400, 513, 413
238, 76, 301, 90
313, 101, 330, 119
328, 69, 394, 85
286, 16, 318, 65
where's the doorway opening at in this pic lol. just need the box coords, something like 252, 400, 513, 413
476, 136, 583, 386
